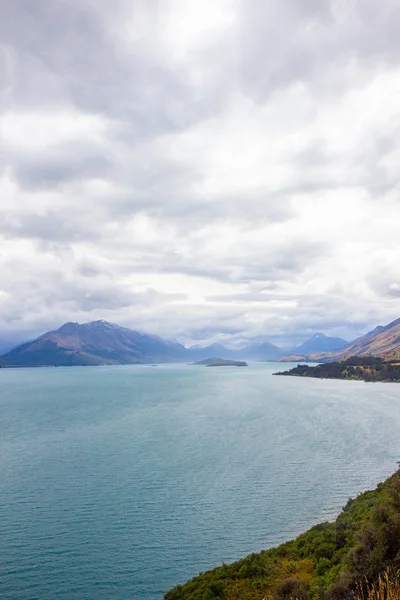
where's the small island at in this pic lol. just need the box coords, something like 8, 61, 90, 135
193, 357, 248, 367
274, 356, 400, 382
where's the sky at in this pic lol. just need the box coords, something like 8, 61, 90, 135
1, 0, 400, 350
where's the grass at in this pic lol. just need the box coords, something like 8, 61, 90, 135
356, 569, 400, 600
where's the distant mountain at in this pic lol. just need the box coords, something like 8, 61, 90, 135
293, 333, 348, 355
1, 320, 188, 367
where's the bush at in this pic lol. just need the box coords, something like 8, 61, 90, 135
275, 577, 307, 599
325, 583, 354, 599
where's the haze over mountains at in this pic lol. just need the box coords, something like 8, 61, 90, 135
1, 317, 400, 367
293, 333, 348, 355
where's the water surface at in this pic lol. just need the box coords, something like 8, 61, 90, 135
1, 363, 400, 599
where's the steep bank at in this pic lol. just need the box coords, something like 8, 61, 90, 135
165, 468, 400, 599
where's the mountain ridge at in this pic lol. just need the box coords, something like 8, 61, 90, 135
278, 317, 400, 363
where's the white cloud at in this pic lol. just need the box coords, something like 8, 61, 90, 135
1, 0, 400, 348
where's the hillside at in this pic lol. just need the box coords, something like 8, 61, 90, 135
165, 467, 400, 600
1, 320, 188, 367
329, 317, 400, 361
278, 318, 400, 363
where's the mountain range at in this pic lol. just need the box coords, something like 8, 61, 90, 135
0, 320, 285, 367
1, 317, 399, 367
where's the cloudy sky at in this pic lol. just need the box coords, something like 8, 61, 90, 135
1, 0, 400, 350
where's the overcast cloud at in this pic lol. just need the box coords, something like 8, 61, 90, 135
1, 0, 400, 349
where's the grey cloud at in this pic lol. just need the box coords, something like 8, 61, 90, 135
185, 325, 245, 341
367, 263, 400, 299
104, 237, 327, 286
1, 209, 100, 243
11, 141, 113, 190
1, 0, 218, 134
237, 0, 400, 101
4, 0, 400, 124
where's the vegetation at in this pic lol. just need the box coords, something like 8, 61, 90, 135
165, 468, 400, 600
274, 357, 400, 382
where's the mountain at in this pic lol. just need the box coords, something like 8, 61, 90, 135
314, 317, 400, 362
1, 320, 188, 367
293, 332, 348, 354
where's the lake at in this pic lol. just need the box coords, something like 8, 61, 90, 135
1, 363, 400, 599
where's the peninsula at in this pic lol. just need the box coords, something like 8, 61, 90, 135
274, 356, 400, 382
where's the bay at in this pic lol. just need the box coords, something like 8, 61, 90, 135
1, 362, 400, 599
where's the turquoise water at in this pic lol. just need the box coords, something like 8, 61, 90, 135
1, 363, 400, 599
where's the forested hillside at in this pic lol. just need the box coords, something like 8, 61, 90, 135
165, 468, 400, 600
